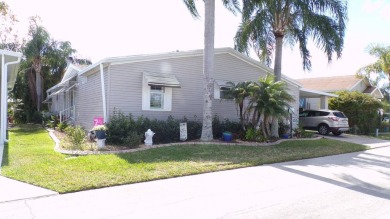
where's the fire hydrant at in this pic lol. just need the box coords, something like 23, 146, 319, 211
144, 129, 155, 146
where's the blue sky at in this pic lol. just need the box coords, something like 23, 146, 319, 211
7, 0, 390, 79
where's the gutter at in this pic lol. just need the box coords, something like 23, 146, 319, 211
99, 64, 107, 124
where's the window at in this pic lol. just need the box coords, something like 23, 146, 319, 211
142, 72, 180, 111
150, 86, 164, 109
219, 87, 232, 99
214, 80, 233, 100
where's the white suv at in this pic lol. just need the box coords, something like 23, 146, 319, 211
299, 109, 349, 135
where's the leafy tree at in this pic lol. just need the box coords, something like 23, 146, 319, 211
235, 0, 348, 137
248, 74, 294, 138
182, 0, 239, 141
0, 1, 24, 52
329, 91, 383, 135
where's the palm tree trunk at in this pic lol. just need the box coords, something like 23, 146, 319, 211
33, 59, 43, 112
271, 34, 284, 137
200, 0, 215, 141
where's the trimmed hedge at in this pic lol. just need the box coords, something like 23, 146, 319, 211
105, 111, 242, 145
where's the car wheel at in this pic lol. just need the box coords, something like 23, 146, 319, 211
332, 131, 342, 136
318, 124, 329, 135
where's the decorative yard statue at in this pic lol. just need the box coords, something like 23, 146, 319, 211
144, 129, 155, 146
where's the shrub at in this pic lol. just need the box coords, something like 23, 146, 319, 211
106, 110, 242, 145
124, 131, 141, 148
329, 91, 382, 135
57, 122, 68, 132
244, 127, 266, 142
64, 126, 86, 150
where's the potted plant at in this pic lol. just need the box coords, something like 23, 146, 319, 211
92, 125, 107, 139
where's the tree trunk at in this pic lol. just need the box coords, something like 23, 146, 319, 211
33, 59, 43, 112
200, 0, 215, 141
271, 34, 284, 137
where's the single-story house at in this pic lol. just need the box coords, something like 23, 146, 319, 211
0, 49, 22, 165
45, 47, 323, 131
296, 75, 384, 110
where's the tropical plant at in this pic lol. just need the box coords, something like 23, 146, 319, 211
357, 44, 390, 80
248, 74, 294, 138
235, 0, 347, 137
224, 81, 254, 130
182, 0, 239, 141
356, 44, 390, 99
23, 16, 52, 112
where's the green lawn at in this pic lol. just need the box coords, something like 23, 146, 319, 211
377, 133, 390, 140
1, 124, 368, 193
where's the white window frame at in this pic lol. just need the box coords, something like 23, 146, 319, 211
214, 80, 233, 100
142, 80, 172, 111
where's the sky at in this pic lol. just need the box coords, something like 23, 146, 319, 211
6, 0, 390, 79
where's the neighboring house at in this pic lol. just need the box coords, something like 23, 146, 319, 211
0, 49, 22, 166
45, 48, 306, 131
297, 75, 384, 110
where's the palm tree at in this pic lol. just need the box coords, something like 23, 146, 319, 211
182, 0, 239, 141
235, 0, 347, 137
23, 17, 52, 112
225, 81, 253, 130
357, 44, 390, 82
248, 74, 294, 138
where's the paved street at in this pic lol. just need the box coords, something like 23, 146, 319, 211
1, 144, 389, 218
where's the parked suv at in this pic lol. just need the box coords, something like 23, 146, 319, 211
299, 109, 349, 135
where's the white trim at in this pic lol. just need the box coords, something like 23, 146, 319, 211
77, 48, 301, 87
300, 88, 338, 98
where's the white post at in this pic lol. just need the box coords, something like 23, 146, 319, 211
1, 54, 5, 144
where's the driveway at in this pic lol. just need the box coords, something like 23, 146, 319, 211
1, 143, 389, 218
323, 133, 390, 148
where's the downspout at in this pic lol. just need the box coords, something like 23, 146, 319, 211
1, 56, 21, 143
99, 63, 107, 123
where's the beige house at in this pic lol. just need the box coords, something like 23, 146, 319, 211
297, 75, 384, 110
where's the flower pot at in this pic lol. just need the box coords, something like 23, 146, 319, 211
222, 132, 233, 142
95, 130, 106, 139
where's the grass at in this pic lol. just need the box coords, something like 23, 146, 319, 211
376, 133, 390, 140
1, 124, 368, 194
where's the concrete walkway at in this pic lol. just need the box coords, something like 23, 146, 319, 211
0, 177, 57, 203
0, 135, 389, 218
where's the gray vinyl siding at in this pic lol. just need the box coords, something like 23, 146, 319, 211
75, 67, 107, 130
107, 56, 204, 121
75, 51, 300, 129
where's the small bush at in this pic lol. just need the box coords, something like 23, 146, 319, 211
244, 127, 266, 142
57, 122, 68, 132
64, 126, 86, 150
124, 131, 141, 148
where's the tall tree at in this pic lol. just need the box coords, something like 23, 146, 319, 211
357, 44, 390, 83
23, 17, 53, 112
235, 0, 347, 137
182, 0, 239, 141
